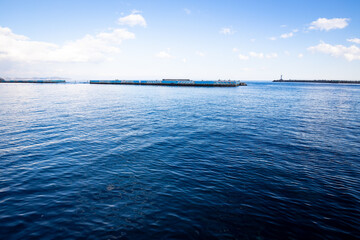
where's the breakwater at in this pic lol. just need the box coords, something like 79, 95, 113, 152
90, 79, 247, 87
0, 79, 65, 83
273, 79, 360, 84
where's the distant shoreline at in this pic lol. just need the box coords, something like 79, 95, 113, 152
273, 80, 360, 84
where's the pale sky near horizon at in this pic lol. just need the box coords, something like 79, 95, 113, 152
1, 0, 360, 80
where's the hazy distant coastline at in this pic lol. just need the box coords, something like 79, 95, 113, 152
273, 79, 360, 84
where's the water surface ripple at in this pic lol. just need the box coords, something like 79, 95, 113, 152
0, 82, 359, 239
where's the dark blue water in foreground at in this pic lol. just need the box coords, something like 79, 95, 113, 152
0, 82, 359, 239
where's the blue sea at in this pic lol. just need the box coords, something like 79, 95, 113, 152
0, 82, 359, 239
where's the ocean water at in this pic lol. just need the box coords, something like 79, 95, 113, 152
0, 82, 359, 239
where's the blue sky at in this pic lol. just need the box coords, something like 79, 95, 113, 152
1, 0, 360, 80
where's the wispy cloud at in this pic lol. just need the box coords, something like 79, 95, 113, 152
238, 54, 249, 60
309, 18, 349, 31
298, 53, 304, 58
220, 27, 235, 35
184, 8, 191, 15
195, 51, 205, 56
347, 38, 360, 44
0, 26, 135, 62
117, 11, 147, 27
238, 52, 278, 60
308, 42, 360, 61
266, 53, 278, 59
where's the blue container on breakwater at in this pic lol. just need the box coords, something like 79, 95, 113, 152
90, 79, 247, 87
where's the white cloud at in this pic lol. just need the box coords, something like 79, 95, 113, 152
96, 28, 135, 44
0, 26, 135, 63
117, 13, 147, 27
347, 38, 360, 44
250, 38, 256, 42
182, 58, 187, 63
184, 8, 191, 15
237, 51, 278, 60
266, 53, 278, 59
232, 47, 239, 52
155, 50, 172, 59
249, 52, 264, 59
308, 42, 360, 61
220, 27, 235, 35
281, 25, 287, 28
238, 54, 249, 60
0, 26, 28, 41
280, 32, 294, 39
272, 29, 297, 41
309, 18, 349, 31
195, 51, 205, 56
298, 53, 304, 58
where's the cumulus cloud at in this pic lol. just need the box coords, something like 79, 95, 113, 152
298, 53, 304, 58
117, 12, 147, 27
0, 27, 29, 41
309, 18, 349, 31
280, 32, 294, 39
269, 37, 277, 41
0, 26, 135, 62
220, 27, 235, 35
308, 42, 360, 61
347, 38, 360, 44
155, 50, 172, 59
